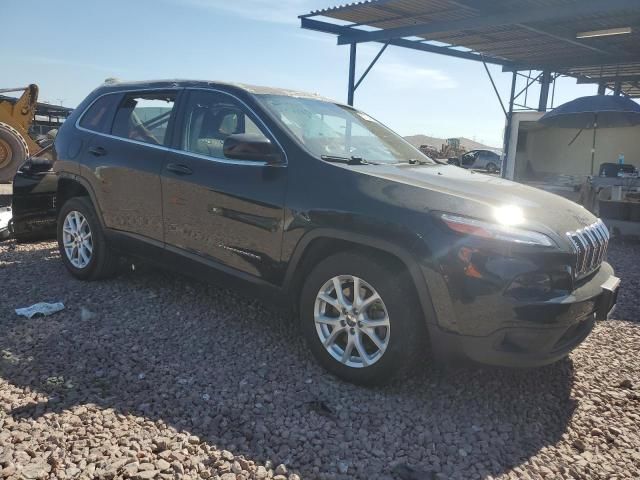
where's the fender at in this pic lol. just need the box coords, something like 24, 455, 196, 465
56, 172, 107, 228
282, 227, 440, 327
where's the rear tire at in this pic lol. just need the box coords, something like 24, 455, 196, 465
486, 162, 498, 174
0, 123, 29, 183
299, 251, 425, 385
57, 196, 118, 280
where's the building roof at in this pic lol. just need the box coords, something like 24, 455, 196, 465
302, 0, 640, 96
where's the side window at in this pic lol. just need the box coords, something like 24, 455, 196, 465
181, 90, 269, 159
111, 92, 176, 145
79, 94, 120, 133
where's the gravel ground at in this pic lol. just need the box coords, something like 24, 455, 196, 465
0, 239, 639, 480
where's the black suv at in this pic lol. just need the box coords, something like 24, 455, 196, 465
33, 80, 620, 384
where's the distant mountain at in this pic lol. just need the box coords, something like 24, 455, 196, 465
403, 134, 501, 152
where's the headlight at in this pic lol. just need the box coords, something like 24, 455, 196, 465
440, 213, 554, 247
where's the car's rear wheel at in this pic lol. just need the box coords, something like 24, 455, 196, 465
300, 251, 425, 385
57, 196, 118, 280
486, 162, 498, 173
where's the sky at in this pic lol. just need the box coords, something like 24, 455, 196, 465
2, 0, 600, 147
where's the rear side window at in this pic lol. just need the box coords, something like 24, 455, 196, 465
111, 92, 176, 145
79, 94, 120, 133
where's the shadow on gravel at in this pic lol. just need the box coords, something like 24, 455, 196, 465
0, 241, 578, 479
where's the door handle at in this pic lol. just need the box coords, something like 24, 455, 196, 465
166, 163, 193, 175
89, 146, 107, 156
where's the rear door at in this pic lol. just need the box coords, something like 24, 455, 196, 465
80, 90, 179, 243
161, 88, 287, 282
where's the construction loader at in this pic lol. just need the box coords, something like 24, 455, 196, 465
0, 84, 50, 183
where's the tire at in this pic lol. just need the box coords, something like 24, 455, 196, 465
486, 162, 498, 174
299, 251, 426, 385
57, 196, 118, 280
0, 123, 29, 183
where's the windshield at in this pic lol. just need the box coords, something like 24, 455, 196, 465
256, 94, 435, 165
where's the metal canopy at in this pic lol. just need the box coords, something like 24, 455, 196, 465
301, 0, 640, 97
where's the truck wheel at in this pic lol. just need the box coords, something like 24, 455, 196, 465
57, 197, 118, 280
0, 123, 29, 183
299, 251, 425, 385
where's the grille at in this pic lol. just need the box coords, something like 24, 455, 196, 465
566, 220, 610, 278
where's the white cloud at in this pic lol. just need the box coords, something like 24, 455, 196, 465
373, 62, 457, 90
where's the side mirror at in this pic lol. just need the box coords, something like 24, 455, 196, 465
223, 133, 283, 164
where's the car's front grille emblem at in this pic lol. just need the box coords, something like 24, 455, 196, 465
566, 219, 609, 278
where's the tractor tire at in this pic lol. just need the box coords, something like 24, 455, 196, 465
0, 123, 29, 183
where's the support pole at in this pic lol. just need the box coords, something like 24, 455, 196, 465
347, 43, 357, 106
501, 71, 518, 178
482, 58, 507, 117
538, 71, 551, 112
597, 83, 606, 95
614, 81, 622, 96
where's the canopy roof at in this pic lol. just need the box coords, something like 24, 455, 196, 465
302, 0, 640, 96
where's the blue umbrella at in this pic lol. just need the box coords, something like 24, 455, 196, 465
539, 95, 640, 174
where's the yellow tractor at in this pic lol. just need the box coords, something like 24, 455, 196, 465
0, 84, 45, 182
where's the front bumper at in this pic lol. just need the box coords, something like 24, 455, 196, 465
427, 262, 619, 368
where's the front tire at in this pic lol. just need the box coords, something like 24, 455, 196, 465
57, 197, 118, 280
300, 252, 425, 385
0, 123, 29, 183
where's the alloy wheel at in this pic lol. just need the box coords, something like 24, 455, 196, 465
62, 210, 93, 269
314, 275, 390, 368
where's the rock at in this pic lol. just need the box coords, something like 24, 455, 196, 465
608, 426, 622, 436
0, 464, 16, 477
617, 378, 633, 389
573, 439, 587, 452
171, 461, 184, 474
220, 474, 237, 480
338, 461, 349, 474
156, 459, 171, 471
20, 462, 51, 479
154, 437, 172, 451
275, 464, 287, 476
138, 462, 155, 471
256, 466, 268, 479
135, 470, 161, 480
221, 450, 234, 462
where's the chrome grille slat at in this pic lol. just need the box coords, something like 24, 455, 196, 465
566, 220, 609, 279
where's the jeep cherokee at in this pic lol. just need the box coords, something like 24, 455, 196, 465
40, 80, 619, 384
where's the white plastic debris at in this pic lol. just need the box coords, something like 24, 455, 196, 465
0, 206, 11, 241
15, 302, 65, 319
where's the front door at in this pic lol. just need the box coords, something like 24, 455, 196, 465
161, 89, 287, 282
81, 90, 178, 243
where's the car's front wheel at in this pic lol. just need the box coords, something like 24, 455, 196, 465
57, 196, 118, 280
300, 251, 425, 385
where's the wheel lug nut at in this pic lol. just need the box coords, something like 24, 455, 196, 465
350, 328, 355, 334
340, 320, 346, 327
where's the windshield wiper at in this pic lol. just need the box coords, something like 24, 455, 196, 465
321, 155, 375, 165
397, 158, 434, 166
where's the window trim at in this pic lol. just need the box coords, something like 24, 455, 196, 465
75, 86, 287, 167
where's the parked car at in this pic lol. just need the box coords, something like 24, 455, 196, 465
454, 149, 502, 173
12, 80, 619, 384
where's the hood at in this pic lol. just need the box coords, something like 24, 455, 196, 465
356, 163, 596, 242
